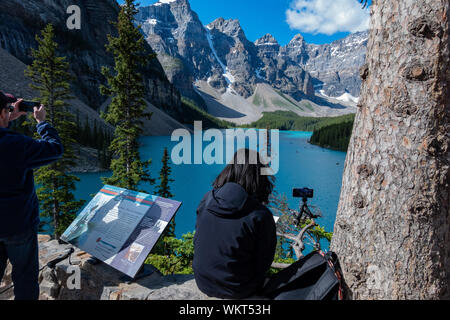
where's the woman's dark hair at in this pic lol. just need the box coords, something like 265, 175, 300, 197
212, 148, 275, 204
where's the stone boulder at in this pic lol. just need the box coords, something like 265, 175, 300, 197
0, 235, 216, 300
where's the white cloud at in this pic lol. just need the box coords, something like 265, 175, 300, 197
286, 0, 370, 35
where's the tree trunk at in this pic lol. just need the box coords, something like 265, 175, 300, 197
330, 0, 449, 299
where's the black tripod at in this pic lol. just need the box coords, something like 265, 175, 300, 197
295, 197, 320, 226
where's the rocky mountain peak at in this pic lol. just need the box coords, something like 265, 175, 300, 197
137, 0, 366, 112
154, 0, 188, 6
289, 33, 305, 45
136, 0, 218, 105
147, 0, 196, 22
255, 34, 279, 47
207, 18, 245, 39
302, 30, 368, 97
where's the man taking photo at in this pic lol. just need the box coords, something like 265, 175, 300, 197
0, 91, 63, 300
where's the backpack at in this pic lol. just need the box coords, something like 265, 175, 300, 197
262, 250, 344, 300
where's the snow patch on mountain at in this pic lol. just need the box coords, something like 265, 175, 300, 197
204, 27, 235, 86
256, 42, 279, 46
335, 92, 359, 104
319, 89, 329, 97
156, 0, 177, 5
146, 18, 158, 25
320, 89, 359, 104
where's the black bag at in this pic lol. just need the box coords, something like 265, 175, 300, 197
263, 251, 344, 300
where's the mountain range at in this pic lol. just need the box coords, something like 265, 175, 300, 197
136, 0, 367, 123
0, 0, 367, 131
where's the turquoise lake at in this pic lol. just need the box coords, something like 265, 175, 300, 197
73, 131, 346, 249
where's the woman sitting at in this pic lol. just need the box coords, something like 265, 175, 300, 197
193, 148, 277, 299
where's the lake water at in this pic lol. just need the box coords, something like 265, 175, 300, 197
73, 131, 346, 250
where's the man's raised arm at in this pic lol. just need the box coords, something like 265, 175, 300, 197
23, 105, 64, 169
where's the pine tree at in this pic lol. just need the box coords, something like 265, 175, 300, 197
157, 148, 175, 231
153, 147, 176, 255
75, 109, 81, 156
25, 24, 85, 239
97, 125, 104, 150
100, 0, 155, 192
156, 148, 174, 200
82, 117, 91, 147
92, 119, 98, 148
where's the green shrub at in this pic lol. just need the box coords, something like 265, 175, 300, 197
146, 232, 195, 275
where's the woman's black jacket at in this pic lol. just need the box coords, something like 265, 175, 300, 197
193, 182, 277, 299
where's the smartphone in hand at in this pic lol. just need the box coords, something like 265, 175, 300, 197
18, 101, 41, 113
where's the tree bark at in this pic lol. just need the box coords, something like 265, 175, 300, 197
330, 0, 449, 299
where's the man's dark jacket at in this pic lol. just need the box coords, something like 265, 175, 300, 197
193, 182, 277, 299
0, 122, 63, 237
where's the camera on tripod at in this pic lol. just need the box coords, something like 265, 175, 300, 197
292, 187, 320, 222
293, 187, 313, 199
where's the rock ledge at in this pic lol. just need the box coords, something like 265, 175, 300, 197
0, 236, 216, 300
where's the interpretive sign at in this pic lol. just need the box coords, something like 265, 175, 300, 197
61, 185, 182, 278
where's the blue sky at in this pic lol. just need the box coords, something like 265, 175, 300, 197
119, 0, 370, 45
